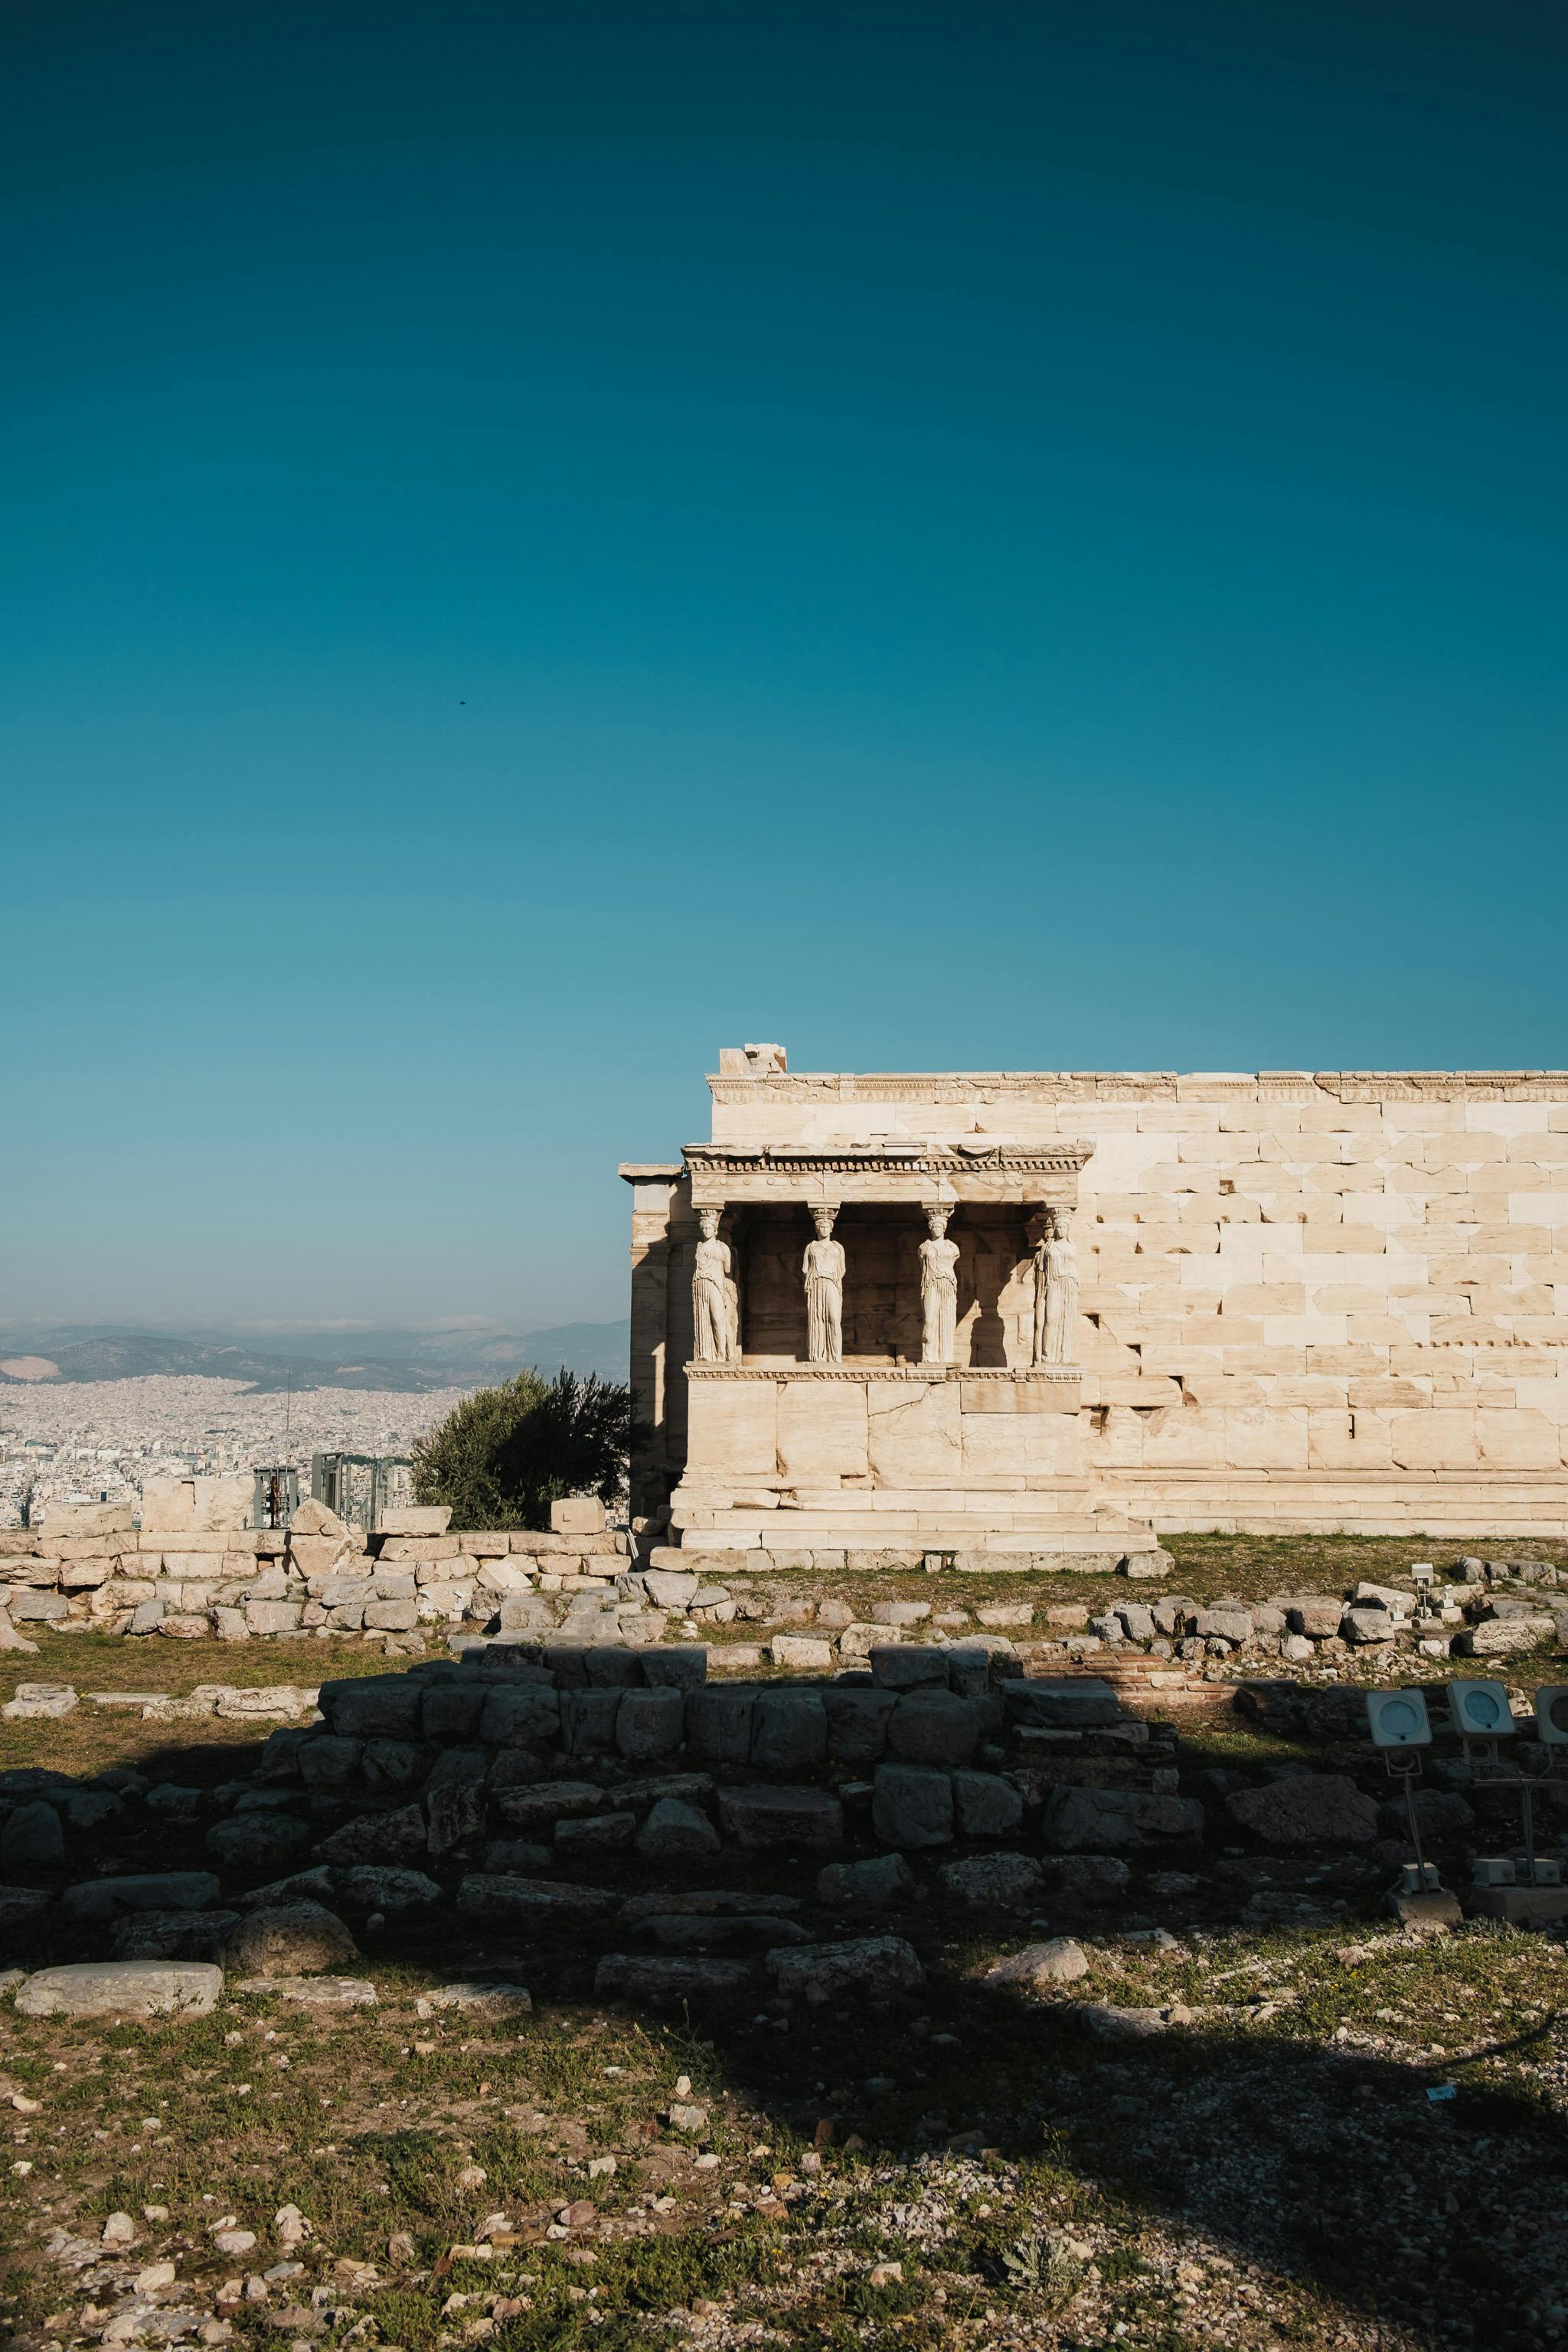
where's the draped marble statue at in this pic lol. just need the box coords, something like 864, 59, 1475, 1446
803, 1207, 845, 1364
1032, 1206, 1079, 1367
691, 1207, 736, 1363
918, 1205, 959, 1364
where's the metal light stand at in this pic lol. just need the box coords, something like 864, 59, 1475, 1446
1382, 1746, 1438, 1892
1458, 1735, 1566, 1886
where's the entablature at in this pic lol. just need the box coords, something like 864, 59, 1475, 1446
681, 1140, 1091, 1208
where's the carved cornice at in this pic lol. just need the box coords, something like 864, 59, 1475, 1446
683, 1142, 1093, 1176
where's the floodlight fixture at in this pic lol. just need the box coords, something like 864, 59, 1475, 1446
1446, 1679, 1517, 1737
1534, 1687, 1568, 1746
1366, 1690, 1432, 1748
1473, 1857, 1517, 1886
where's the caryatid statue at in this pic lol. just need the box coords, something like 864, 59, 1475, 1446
802, 1206, 845, 1364
691, 1207, 736, 1363
919, 1205, 959, 1364
1032, 1206, 1079, 1367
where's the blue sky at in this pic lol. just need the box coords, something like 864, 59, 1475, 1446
5, 0, 1566, 1329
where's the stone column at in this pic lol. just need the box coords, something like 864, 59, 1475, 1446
691, 1207, 737, 1363
919, 1207, 959, 1364
803, 1206, 844, 1364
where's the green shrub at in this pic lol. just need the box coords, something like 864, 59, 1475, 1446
411, 1367, 633, 1530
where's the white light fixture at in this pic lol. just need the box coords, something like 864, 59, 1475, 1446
1366, 1690, 1432, 1748
1533, 1687, 1568, 1746
1473, 1857, 1517, 1886
1446, 1679, 1517, 1737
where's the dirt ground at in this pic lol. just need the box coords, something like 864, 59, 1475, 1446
2, 1533, 1566, 2352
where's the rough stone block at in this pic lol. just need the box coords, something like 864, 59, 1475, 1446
717, 1785, 844, 1849
886, 1690, 982, 1766
479, 1685, 563, 1746
560, 1687, 624, 1754
870, 1646, 950, 1691
871, 1762, 954, 1847
687, 1686, 757, 1763
750, 1690, 828, 1772
616, 1687, 686, 1759
15, 1962, 220, 2018
320, 1677, 423, 1740
823, 1684, 897, 1765
1040, 1787, 1204, 1851
377, 1507, 452, 1536
952, 1769, 1024, 1838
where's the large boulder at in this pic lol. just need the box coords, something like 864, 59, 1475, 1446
222, 1903, 360, 1978
15, 1962, 222, 2019
1455, 1615, 1557, 1657
110, 1910, 240, 1962
984, 1937, 1089, 1989
314, 1805, 428, 1864
936, 1852, 1044, 1909
766, 1936, 923, 2004
635, 1798, 720, 1861
594, 1953, 751, 2002
457, 1873, 619, 1919
205, 1814, 311, 1875
0, 1802, 64, 1869
1225, 1774, 1378, 1846
1040, 1788, 1204, 1851
817, 1854, 915, 1910
62, 1872, 220, 1922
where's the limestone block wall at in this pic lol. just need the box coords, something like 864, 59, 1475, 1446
664, 1065, 1568, 1536
0, 1500, 631, 1640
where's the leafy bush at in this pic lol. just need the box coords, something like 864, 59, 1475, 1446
411, 1367, 633, 1530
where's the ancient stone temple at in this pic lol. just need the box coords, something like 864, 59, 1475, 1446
621, 1048, 1568, 1557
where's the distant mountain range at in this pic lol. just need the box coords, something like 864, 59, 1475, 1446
0, 1321, 630, 1393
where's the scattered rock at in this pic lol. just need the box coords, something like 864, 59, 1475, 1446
205, 1815, 312, 1874
817, 1854, 916, 1909
458, 1874, 619, 1919
717, 1786, 844, 1849
15, 1962, 223, 2019
593, 1954, 753, 2002
62, 1872, 220, 1922
0, 1802, 64, 1868
767, 1936, 923, 2004
1225, 1774, 1379, 1847
635, 1797, 721, 1860
1, 1684, 77, 1720
247, 1976, 377, 2007
936, 1852, 1044, 1908
1040, 1788, 1204, 1851
221, 1903, 360, 1979
420, 1981, 532, 2019
984, 1937, 1089, 1990
111, 1909, 240, 1962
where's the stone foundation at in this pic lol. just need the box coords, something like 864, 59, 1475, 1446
0, 1497, 630, 1642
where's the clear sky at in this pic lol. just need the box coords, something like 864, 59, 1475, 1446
5, 0, 1566, 1332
